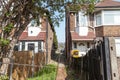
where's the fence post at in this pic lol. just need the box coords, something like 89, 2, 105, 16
103, 37, 112, 80
32, 51, 34, 77
108, 37, 119, 80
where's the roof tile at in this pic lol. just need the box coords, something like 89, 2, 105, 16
19, 31, 46, 41
71, 31, 95, 41
95, 0, 120, 8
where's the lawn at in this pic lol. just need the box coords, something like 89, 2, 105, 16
28, 64, 57, 80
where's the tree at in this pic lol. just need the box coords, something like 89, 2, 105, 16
53, 31, 58, 50
0, 0, 96, 56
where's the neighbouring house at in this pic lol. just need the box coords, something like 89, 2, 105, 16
18, 17, 54, 63
94, 0, 120, 77
95, 0, 120, 57
65, 8, 95, 60
65, 0, 120, 61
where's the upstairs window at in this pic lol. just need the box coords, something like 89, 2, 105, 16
76, 11, 88, 27
103, 11, 120, 25
79, 12, 88, 27
96, 13, 101, 26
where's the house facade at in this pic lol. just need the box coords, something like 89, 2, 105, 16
95, 0, 120, 57
18, 17, 54, 62
65, 10, 95, 60
65, 0, 120, 60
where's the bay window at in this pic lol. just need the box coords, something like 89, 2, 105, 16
76, 11, 88, 27
104, 11, 120, 25
96, 13, 102, 26
95, 10, 120, 26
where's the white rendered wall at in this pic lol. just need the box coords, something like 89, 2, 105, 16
79, 27, 88, 36
28, 27, 41, 36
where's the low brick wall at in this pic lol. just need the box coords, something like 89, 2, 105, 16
9, 51, 45, 80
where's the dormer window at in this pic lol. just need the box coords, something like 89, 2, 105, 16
30, 20, 37, 27
28, 18, 41, 28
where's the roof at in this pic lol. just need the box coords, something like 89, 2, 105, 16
19, 31, 46, 41
95, 0, 120, 8
71, 31, 95, 41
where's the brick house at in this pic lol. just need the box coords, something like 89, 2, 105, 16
18, 17, 54, 63
95, 0, 120, 78
65, 10, 95, 60
65, 0, 120, 61
95, 0, 120, 57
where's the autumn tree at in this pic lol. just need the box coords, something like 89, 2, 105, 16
0, 0, 96, 56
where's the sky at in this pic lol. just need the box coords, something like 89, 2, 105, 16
55, 17, 65, 43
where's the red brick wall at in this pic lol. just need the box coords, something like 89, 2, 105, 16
41, 18, 47, 31
95, 26, 104, 37
47, 22, 53, 63
41, 17, 54, 63
95, 25, 120, 37
70, 13, 75, 31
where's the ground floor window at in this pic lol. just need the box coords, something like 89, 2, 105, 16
22, 42, 25, 50
28, 43, 35, 51
74, 42, 77, 48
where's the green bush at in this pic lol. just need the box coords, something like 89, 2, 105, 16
28, 64, 57, 80
0, 75, 9, 80
0, 38, 10, 46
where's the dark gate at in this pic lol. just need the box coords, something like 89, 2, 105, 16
83, 37, 112, 80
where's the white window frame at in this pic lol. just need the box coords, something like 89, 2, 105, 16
103, 10, 120, 25
94, 11, 103, 27
78, 11, 88, 27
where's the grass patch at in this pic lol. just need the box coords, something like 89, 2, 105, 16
28, 64, 57, 80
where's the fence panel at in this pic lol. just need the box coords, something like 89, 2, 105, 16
0, 51, 57, 80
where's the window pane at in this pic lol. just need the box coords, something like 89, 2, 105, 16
79, 12, 88, 27
104, 14, 114, 24
103, 11, 120, 25
96, 15, 101, 26
38, 41, 42, 52
114, 14, 120, 24
81, 15, 87, 27
28, 43, 34, 51
76, 13, 79, 26
22, 42, 25, 51
74, 42, 77, 48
